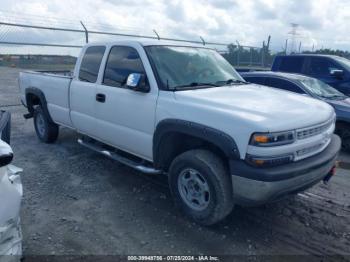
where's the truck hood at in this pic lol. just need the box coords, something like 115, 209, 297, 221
174, 84, 334, 131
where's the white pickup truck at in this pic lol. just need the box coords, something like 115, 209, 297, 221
19, 40, 341, 225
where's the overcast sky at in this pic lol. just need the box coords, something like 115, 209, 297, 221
0, 0, 349, 54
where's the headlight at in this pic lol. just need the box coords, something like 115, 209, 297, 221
250, 131, 295, 147
246, 154, 294, 167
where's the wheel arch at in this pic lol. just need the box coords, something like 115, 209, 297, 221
153, 119, 240, 171
25, 87, 54, 122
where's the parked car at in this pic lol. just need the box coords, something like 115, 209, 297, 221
19, 40, 340, 225
241, 71, 350, 152
271, 54, 350, 95
0, 111, 23, 259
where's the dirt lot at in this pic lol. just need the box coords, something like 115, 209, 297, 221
1, 67, 349, 260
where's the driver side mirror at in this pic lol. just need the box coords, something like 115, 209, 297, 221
126, 73, 150, 93
330, 69, 344, 79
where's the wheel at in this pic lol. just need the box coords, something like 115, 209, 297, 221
335, 123, 350, 152
33, 106, 59, 143
168, 149, 234, 225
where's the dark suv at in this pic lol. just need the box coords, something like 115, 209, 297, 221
271, 55, 350, 95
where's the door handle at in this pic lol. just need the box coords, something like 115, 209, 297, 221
96, 93, 106, 103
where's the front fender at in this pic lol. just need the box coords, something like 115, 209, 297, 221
153, 119, 240, 168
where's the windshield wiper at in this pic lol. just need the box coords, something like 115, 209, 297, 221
327, 95, 348, 100
318, 93, 347, 99
171, 82, 219, 91
216, 79, 249, 86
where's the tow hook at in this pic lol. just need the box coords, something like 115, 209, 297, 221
323, 162, 339, 184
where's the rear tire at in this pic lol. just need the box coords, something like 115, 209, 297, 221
33, 106, 59, 143
168, 149, 233, 226
335, 123, 350, 152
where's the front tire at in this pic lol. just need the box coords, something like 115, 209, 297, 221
169, 149, 234, 225
33, 106, 59, 143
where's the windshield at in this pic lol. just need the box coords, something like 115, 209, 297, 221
299, 78, 346, 99
145, 46, 245, 90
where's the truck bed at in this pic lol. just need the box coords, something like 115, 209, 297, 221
18, 70, 73, 127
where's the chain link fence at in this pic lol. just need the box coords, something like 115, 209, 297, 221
0, 18, 270, 70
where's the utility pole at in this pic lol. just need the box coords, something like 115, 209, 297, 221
298, 41, 302, 53
288, 23, 299, 54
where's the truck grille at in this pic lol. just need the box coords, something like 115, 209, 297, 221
297, 118, 333, 140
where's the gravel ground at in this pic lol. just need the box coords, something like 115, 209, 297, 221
0, 67, 349, 260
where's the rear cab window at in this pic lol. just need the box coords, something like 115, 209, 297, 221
275, 56, 305, 73
79, 46, 106, 83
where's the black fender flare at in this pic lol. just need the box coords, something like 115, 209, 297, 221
153, 119, 240, 168
25, 87, 54, 122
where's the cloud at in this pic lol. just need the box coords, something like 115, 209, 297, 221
0, 0, 349, 54
205, 0, 238, 10
254, 0, 277, 20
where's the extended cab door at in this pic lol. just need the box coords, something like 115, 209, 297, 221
70, 45, 106, 137
94, 44, 158, 161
